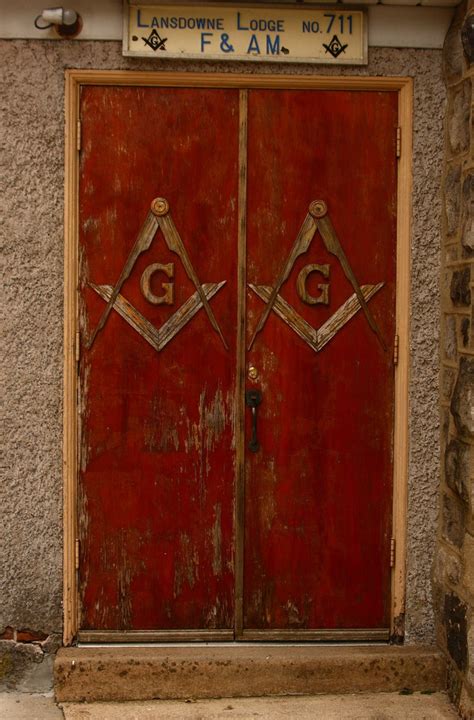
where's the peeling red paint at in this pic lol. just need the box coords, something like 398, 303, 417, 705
78, 86, 238, 631
243, 89, 397, 630
78, 86, 397, 635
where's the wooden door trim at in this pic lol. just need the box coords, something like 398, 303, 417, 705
63, 70, 412, 645
391, 78, 412, 640
64, 69, 80, 646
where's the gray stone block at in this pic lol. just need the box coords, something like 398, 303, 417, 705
460, 317, 470, 347
450, 267, 471, 306
445, 164, 462, 235
451, 356, 474, 438
444, 592, 468, 672
443, 7, 467, 84
463, 532, 474, 597
445, 315, 458, 361
442, 493, 466, 548
435, 544, 462, 586
445, 437, 471, 503
441, 406, 451, 449
461, 172, 474, 255
442, 366, 457, 401
448, 79, 472, 156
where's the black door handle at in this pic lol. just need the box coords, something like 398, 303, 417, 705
245, 389, 262, 453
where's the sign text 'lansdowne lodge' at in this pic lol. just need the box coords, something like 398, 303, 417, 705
124, 4, 367, 64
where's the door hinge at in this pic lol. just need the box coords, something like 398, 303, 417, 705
396, 127, 401, 158
75, 539, 80, 571
75, 331, 80, 365
76, 120, 82, 152
390, 538, 396, 568
393, 334, 399, 366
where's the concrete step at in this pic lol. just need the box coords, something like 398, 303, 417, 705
54, 645, 446, 703
60, 693, 458, 720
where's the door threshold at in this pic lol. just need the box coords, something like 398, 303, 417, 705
77, 628, 390, 644
78, 641, 389, 648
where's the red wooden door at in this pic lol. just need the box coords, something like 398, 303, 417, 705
243, 90, 397, 636
77, 84, 397, 639
78, 86, 239, 634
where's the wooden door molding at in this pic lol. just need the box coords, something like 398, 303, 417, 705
63, 70, 412, 645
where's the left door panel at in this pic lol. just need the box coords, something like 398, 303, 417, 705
78, 86, 239, 633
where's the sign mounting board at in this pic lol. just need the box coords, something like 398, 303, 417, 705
123, 3, 368, 64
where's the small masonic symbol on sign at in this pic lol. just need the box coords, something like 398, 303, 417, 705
142, 28, 167, 51
87, 198, 227, 353
323, 35, 348, 59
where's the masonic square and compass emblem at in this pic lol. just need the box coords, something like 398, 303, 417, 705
87, 197, 228, 353
248, 200, 386, 354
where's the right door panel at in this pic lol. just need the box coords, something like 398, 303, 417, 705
244, 89, 398, 634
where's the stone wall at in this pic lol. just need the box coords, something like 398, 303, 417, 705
435, 3, 474, 718
1, 38, 445, 689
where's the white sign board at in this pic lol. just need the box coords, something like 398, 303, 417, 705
124, 3, 367, 64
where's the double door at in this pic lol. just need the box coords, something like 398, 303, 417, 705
77, 83, 398, 641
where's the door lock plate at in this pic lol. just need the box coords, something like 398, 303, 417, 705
248, 365, 259, 380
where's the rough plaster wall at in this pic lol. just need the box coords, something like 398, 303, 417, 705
0, 40, 444, 642
1, 43, 65, 633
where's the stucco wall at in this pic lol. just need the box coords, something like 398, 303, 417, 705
1, 39, 444, 666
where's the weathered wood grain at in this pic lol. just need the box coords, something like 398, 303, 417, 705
318, 214, 386, 349
87, 210, 160, 349
244, 87, 398, 632
159, 212, 229, 350
78, 85, 239, 633
235, 89, 248, 638
247, 211, 317, 350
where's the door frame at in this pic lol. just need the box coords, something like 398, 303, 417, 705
63, 70, 412, 646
